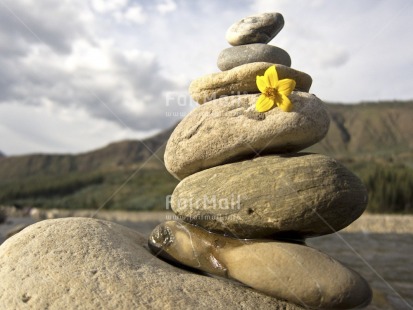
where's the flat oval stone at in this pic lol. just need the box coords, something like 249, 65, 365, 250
171, 153, 368, 237
217, 44, 291, 71
165, 92, 329, 179
149, 221, 372, 309
189, 62, 312, 104
226, 12, 285, 46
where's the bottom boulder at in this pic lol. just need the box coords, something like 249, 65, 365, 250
0, 218, 300, 309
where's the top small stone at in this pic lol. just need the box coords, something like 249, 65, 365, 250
226, 12, 284, 46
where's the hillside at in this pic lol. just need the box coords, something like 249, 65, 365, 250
0, 101, 412, 212
0, 126, 174, 180
309, 101, 413, 159
0, 127, 177, 211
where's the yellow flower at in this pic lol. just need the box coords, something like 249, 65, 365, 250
255, 65, 296, 112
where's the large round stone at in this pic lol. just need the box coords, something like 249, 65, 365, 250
217, 44, 291, 71
0, 218, 299, 309
165, 92, 329, 179
189, 62, 312, 104
226, 12, 285, 46
171, 154, 368, 238
149, 221, 372, 309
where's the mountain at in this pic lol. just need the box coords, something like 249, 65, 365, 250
309, 101, 413, 160
0, 126, 175, 180
0, 101, 412, 212
0, 126, 177, 211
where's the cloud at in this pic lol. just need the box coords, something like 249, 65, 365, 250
315, 46, 350, 68
0, 102, 159, 155
124, 5, 147, 23
0, 0, 87, 54
116, 5, 147, 24
156, 0, 177, 15
0, 0, 197, 155
1, 41, 182, 131
90, 0, 128, 14
0, 0, 185, 133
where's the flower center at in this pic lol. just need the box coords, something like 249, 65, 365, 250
265, 87, 282, 101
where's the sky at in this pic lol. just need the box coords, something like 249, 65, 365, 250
0, 0, 412, 156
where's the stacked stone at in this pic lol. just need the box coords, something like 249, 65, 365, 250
149, 13, 372, 309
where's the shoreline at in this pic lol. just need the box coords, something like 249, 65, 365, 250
43, 210, 413, 234
342, 213, 413, 234
2, 205, 413, 234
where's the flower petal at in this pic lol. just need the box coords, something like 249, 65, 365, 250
278, 95, 293, 112
278, 79, 296, 96
256, 94, 274, 112
264, 65, 279, 88
256, 75, 267, 93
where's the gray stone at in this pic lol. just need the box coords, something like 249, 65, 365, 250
189, 62, 312, 104
226, 12, 285, 46
165, 92, 329, 179
218, 44, 291, 71
149, 221, 372, 309
0, 218, 300, 309
171, 153, 368, 238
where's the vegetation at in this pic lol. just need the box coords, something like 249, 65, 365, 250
0, 173, 104, 200
347, 161, 413, 213
0, 160, 412, 214
0, 168, 178, 211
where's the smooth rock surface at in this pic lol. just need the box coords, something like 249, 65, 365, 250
149, 221, 372, 309
189, 62, 312, 104
226, 12, 285, 46
171, 153, 368, 238
0, 218, 300, 309
165, 92, 329, 179
218, 44, 291, 71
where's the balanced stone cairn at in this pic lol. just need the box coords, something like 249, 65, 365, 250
149, 12, 372, 309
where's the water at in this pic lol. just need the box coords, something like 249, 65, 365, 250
307, 232, 413, 310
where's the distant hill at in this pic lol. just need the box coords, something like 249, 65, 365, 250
309, 101, 413, 159
0, 126, 177, 211
0, 101, 412, 212
0, 126, 175, 180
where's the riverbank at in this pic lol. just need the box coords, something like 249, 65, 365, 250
3, 206, 413, 233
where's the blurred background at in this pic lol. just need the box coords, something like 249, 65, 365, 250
0, 0, 412, 214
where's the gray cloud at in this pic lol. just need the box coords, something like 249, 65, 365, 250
0, 0, 187, 132
0, 0, 87, 54
320, 50, 350, 68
